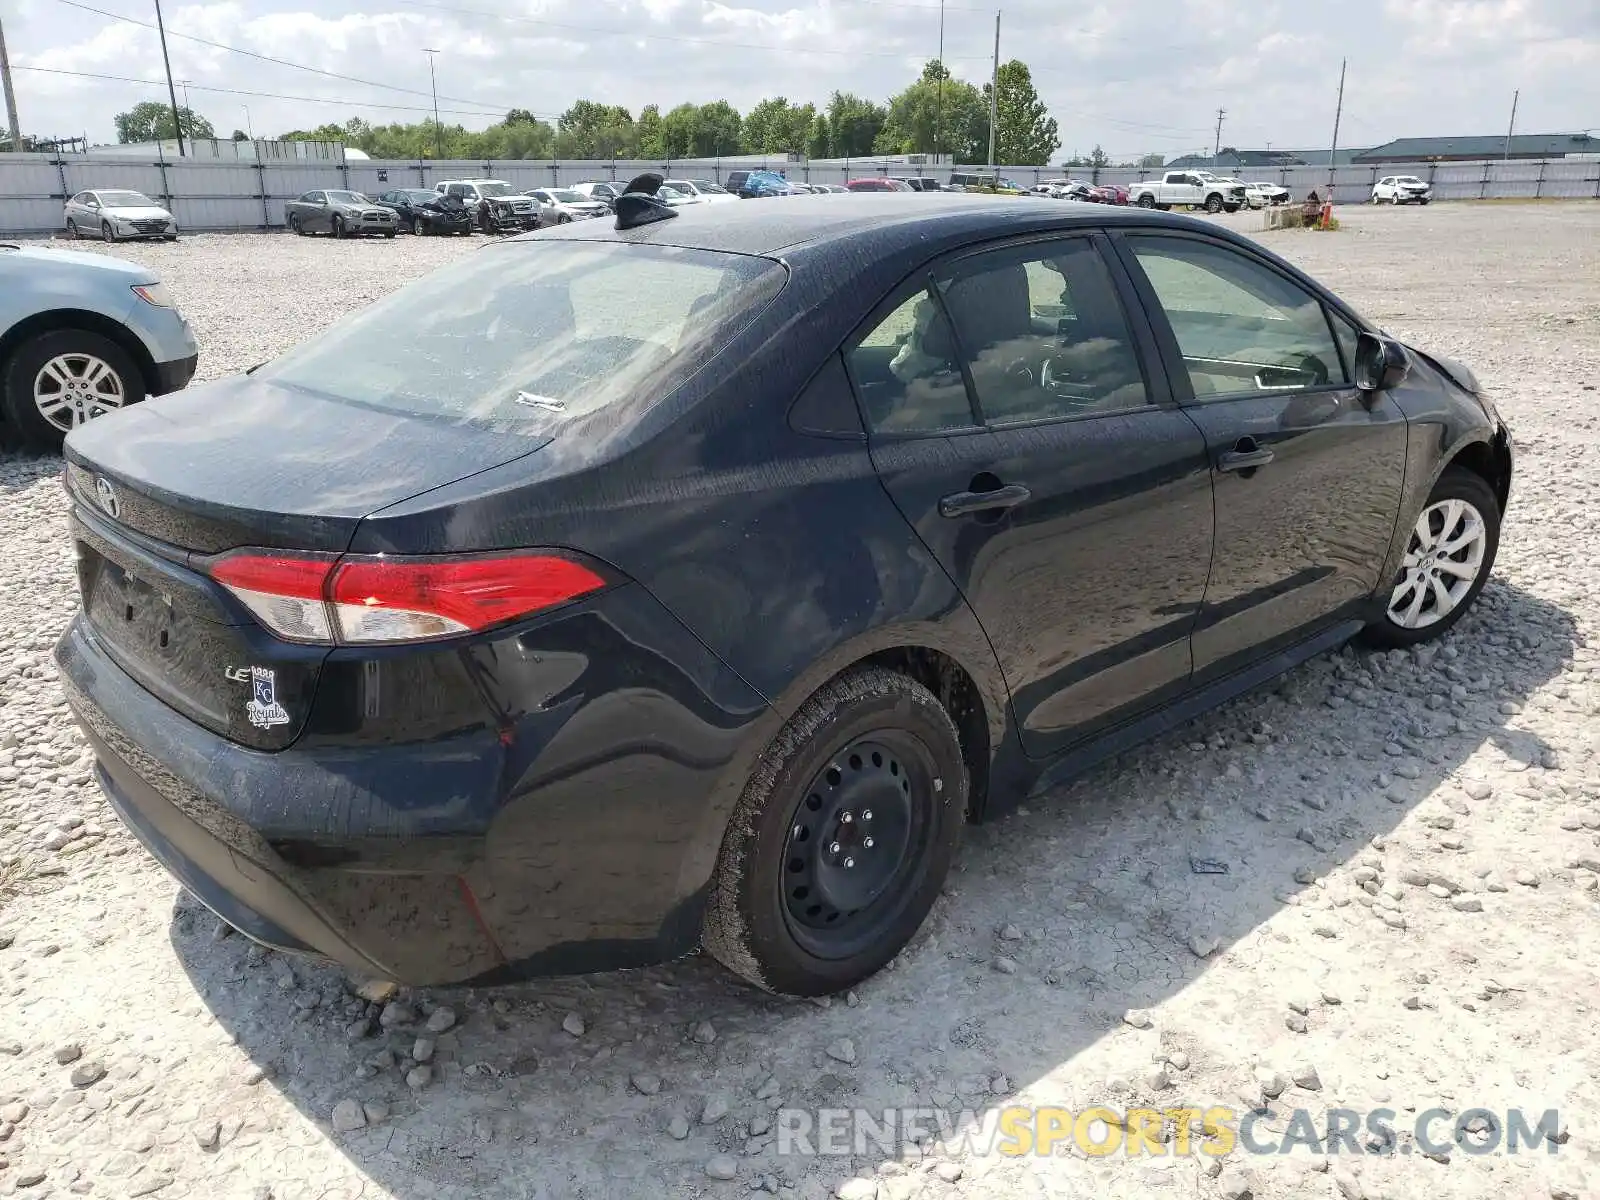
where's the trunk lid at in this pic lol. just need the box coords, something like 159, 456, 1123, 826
63, 375, 550, 748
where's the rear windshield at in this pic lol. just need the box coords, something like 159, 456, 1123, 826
257, 242, 786, 425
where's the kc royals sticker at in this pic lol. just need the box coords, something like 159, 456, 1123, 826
242, 666, 290, 729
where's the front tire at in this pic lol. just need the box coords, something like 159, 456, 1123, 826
1, 329, 145, 451
1364, 467, 1500, 648
100, 221, 117, 243
413, 216, 427, 236
1204, 193, 1224, 214
703, 667, 966, 996
331, 215, 346, 239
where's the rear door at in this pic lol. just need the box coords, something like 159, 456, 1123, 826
850, 232, 1215, 757
1112, 230, 1407, 681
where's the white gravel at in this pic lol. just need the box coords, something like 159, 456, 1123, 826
2, 205, 1600, 1200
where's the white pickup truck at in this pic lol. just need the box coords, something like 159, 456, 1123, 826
1126, 171, 1247, 214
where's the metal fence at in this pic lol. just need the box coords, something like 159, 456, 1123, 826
2, 152, 1597, 235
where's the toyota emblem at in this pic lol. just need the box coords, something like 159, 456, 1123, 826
94, 476, 119, 519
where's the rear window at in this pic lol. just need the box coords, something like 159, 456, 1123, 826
257, 242, 786, 425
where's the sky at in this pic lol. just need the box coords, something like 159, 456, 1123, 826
1, 0, 1596, 161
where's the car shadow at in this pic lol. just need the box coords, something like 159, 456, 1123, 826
169, 575, 1576, 1198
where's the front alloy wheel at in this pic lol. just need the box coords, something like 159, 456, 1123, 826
1366, 467, 1500, 647
34, 352, 126, 431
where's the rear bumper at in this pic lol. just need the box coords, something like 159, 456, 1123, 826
56, 582, 770, 986
152, 352, 198, 395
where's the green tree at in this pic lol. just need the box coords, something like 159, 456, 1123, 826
554, 101, 636, 158
504, 108, 538, 126
806, 114, 831, 159
825, 92, 886, 158
981, 60, 1058, 165
635, 105, 666, 158
1088, 144, 1110, 168
230, 129, 249, 141
1138, 153, 1165, 168
660, 101, 742, 157
114, 101, 215, 143
742, 97, 816, 155
877, 60, 987, 161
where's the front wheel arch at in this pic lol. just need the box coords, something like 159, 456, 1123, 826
0, 308, 161, 408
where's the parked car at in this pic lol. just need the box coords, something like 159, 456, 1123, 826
809, 183, 847, 194
284, 190, 398, 238
1089, 183, 1129, 205
434, 180, 541, 232
663, 178, 740, 204
1372, 175, 1433, 205
895, 177, 942, 192
373, 189, 473, 236
656, 184, 702, 206
846, 178, 914, 192
1245, 181, 1291, 206
1127, 171, 1245, 213
63, 190, 179, 243
526, 187, 609, 223
571, 181, 625, 210
55, 201, 1510, 997
1, 244, 197, 449
948, 171, 1028, 195
726, 170, 799, 198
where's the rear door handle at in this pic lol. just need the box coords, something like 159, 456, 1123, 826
938, 483, 1031, 518
1218, 439, 1275, 473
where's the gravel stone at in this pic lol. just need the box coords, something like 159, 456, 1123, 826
825, 1038, 857, 1065
561, 1012, 586, 1038
331, 1100, 366, 1132
705, 1154, 739, 1180
424, 1006, 458, 1034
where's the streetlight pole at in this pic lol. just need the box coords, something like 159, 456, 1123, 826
243, 106, 252, 139
986, 10, 1000, 171
0, 17, 23, 153
153, 0, 185, 156
934, 0, 943, 165
422, 48, 442, 160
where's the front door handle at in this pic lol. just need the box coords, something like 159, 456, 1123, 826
939, 483, 1031, 518
1218, 438, 1275, 473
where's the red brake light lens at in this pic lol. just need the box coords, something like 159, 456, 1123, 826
206, 550, 608, 645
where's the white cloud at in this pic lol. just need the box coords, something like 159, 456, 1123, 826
3, 0, 1596, 156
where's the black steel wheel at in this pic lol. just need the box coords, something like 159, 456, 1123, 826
703, 667, 966, 995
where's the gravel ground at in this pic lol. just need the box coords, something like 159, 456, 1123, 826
2, 204, 1600, 1200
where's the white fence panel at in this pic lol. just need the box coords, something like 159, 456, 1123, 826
3, 198, 67, 233
61, 158, 167, 199
166, 162, 260, 198
169, 195, 269, 231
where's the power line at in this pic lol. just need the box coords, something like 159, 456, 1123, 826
53, 0, 507, 112
395, 0, 995, 61
12, 64, 555, 119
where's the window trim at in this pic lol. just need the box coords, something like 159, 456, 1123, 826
1108, 228, 1365, 406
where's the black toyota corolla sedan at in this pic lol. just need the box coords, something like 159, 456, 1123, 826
56, 194, 1511, 996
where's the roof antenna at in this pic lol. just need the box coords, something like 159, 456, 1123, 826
614, 172, 679, 231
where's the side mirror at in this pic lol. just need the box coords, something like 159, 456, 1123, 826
1354, 332, 1410, 392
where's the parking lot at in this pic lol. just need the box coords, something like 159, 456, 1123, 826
1, 201, 1599, 1200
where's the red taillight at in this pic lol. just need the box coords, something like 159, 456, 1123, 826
206, 550, 607, 645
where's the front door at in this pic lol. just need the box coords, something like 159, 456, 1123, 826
848, 232, 1215, 757
1113, 230, 1408, 681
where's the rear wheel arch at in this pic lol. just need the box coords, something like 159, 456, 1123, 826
0, 309, 160, 408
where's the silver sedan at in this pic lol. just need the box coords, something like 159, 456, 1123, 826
64, 190, 180, 243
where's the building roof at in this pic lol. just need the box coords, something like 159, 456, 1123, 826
1167, 148, 1370, 170
1354, 133, 1599, 161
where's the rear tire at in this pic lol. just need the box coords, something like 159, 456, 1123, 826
66, 219, 80, 239
1362, 467, 1500, 649
1, 328, 146, 451
702, 667, 966, 996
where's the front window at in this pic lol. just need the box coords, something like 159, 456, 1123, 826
404, 190, 435, 202
1126, 235, 1344, 397
1396, 177, 1425, 186
477, 182, 516, 197
690, 179, 728, 194
548, 189, 584, 204
98, 190, 155, 207
326, 191, 368, 205
257, 243, 787, 427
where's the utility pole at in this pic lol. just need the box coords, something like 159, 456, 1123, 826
0, 17, 23, 154
986, 10, 1000, 170
422, 48, 442, 160
243, 106, 252, 139
934, 0, 944, 165
153, 0, 185, 156
1328, 57, 1346, 195
1504, 89, 1519, 160
1213, 108, 1225, 164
